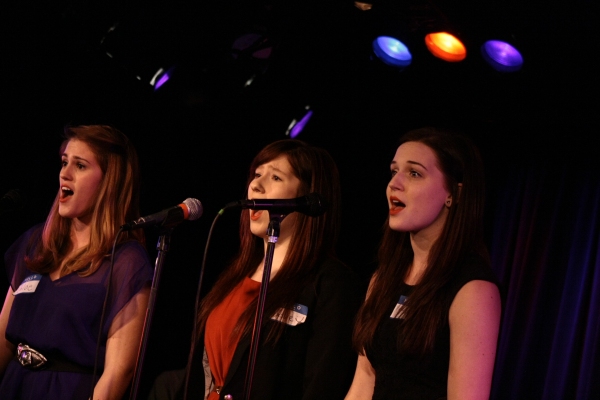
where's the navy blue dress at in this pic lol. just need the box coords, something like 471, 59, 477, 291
0, 225, 153, 400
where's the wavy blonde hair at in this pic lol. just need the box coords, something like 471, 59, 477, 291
27, 125, 144, 277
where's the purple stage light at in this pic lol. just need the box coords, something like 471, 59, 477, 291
290, 110, 313, 138
154, 72, 170, 90
481, 40, 524, 72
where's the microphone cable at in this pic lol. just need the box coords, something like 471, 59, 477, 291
183, 207, 226, 400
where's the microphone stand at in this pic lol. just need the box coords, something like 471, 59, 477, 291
242, 212, 286, 400
130, 227, 173, 400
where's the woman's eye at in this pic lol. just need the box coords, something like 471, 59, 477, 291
61, 160, 68, 167
390, 169, 397, 177
254, 173, 261, 179
409, 169, 421, 178
77, 163, 85, 170
273, 175, 282, 181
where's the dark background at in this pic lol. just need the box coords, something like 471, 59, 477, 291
1, 0, 598, 398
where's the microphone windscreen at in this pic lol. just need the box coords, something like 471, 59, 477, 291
183, 198, 203, 221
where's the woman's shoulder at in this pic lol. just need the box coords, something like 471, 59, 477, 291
115, 239, 149, 259
458, 252, 498, 285
4, 223, 44, 262
447, 252, 499, 302
14, 223, 44, 244
109, 240, 152, 277
4, 223, 44, 286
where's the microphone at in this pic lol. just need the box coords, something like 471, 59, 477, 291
1, 189, 26, 216
121, 198, 203, 231
224, 193, 326, 217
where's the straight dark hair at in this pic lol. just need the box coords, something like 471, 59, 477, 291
197, 139, 342, 344
353, 127, 489, 355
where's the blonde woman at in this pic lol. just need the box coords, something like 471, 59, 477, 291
0, 125, 152, 399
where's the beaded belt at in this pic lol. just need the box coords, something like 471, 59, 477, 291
16, 343, 47, 369
15, 343, 97, 374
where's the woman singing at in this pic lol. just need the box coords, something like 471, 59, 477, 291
0, 125, 153, 399
151, 139, 362, 400
346, 127, 501, 400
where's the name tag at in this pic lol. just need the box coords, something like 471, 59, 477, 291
390, 295, 408, 319
271, 303, 308, 326
13, 274, 42, 295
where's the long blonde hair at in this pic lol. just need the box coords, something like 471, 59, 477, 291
26, 125, 144, 277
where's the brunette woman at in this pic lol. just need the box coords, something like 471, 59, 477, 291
151, 139, 362, 400
0, 125, 152, 399
346, 127, 501, 400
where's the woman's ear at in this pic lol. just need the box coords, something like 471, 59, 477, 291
446, 183, 463, 208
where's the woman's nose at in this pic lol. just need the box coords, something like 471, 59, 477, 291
250, 179, 264, 193
389, 175, 403, 191
60, 164, 73, 181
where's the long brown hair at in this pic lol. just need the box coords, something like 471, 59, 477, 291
197, 139, 342, 344
26, 125, 144, 277
353, 127, 489, 355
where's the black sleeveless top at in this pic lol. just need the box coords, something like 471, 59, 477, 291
365, 253, 498, 400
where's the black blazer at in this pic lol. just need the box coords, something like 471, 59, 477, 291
150, 257, 364, 400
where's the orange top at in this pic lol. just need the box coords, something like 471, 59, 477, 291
205, 277, 261, 400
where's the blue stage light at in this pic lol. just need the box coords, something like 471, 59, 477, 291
372, 36, 412, 68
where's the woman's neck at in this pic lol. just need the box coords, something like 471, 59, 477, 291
70, 218, 92, 250
50, 220, 92, 280
406, 229, 440, 285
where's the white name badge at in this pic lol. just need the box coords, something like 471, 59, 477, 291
390, 295, 408, 319
271, 303, 308, 326
13, 274, 43, 295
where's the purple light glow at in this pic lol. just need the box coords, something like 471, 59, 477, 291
481, 40, 523, 72
155, 73, 170, 90
290, 110, 313, 138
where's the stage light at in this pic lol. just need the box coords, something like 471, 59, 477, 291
481, 40, 523, 72
425, 32, 466, 62
150, 67, 175, 91
154, 72, 170, 90
372, 36, 412, 68
285, 106, 313, 138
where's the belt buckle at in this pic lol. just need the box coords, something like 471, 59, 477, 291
17, 343, 47, 369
